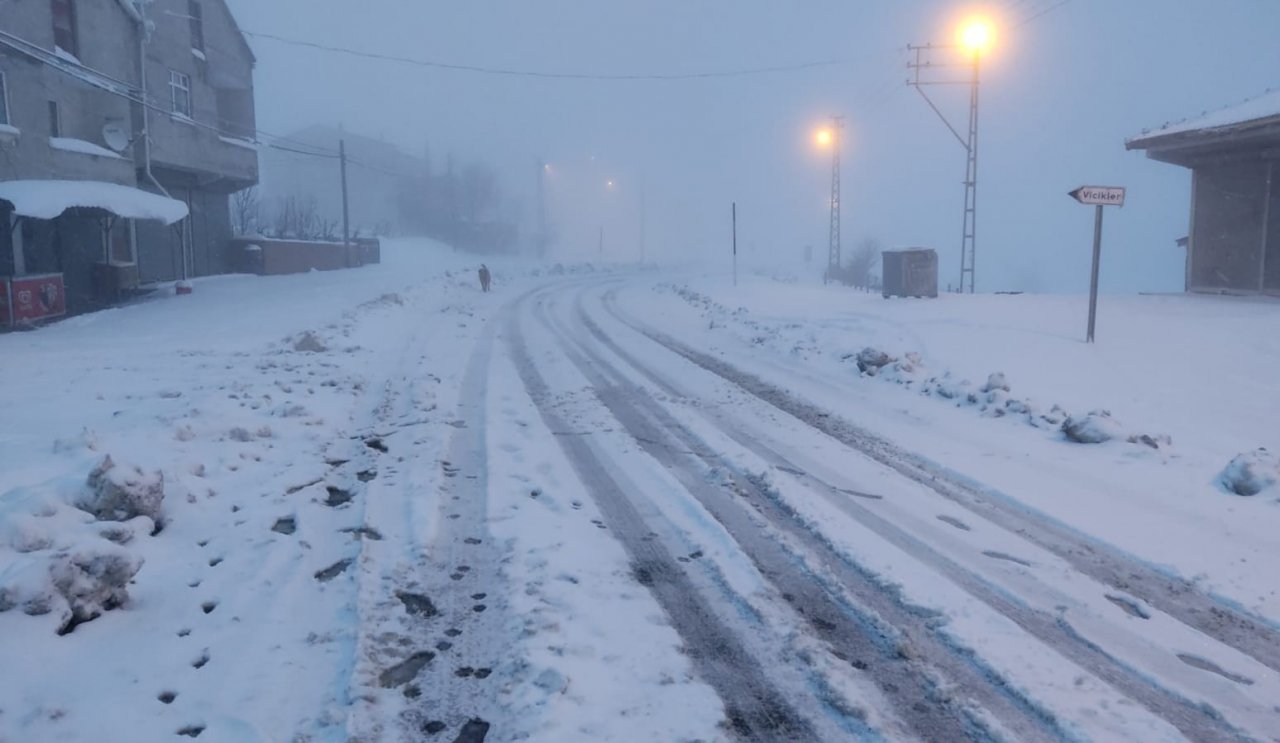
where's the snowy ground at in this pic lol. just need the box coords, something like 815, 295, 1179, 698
2, 248, 1278, 743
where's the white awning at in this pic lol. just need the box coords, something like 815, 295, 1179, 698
0, 180, 188, 225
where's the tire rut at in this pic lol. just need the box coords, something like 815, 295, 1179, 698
538, 289, 1064, 742
509, 308, 818, 743
604, 290, 1280, 679
575, 296, 1258, 743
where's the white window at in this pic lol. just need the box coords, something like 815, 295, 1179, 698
169, 70, 192, 118
0, 72, 9, 126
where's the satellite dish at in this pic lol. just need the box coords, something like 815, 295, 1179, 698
102, 121, 130, 153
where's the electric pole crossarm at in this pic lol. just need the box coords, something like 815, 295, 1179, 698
911, 87, 969, 150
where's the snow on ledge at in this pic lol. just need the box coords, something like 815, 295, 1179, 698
0, 180, 188, 224
0, 123, 19, 139
53, 45, 83, 66
218, 135, 258, 151
49, 137, 123, 159
1130, 88, 1280, 143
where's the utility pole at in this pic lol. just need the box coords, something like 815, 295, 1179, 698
639, 179, 647, 265
732, 201, 738, 287
908, 36, 986, 294
826, 115, 845, 284
339, 138, 352, 266
536, 159, 548, 258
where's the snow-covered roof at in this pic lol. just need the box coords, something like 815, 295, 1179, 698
0, 180, 188, 224
1129, 89, 1280, 146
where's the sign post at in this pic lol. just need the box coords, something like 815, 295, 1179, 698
1069, 186, 1125, 343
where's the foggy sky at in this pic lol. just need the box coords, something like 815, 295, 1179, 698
226, 0, 1280, 293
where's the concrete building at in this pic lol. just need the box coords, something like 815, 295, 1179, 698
1128, 91, 1280, 296
0, 0, 258, 320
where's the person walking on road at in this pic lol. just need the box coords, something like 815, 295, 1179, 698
478, 264, 492, 293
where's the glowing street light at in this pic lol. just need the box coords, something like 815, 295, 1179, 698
815, 128, 834, 148
958, 17, 995, 56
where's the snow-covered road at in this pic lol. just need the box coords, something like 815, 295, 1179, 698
3, 246, 1278, 742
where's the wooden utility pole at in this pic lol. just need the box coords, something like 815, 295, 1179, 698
339, 138, 352, 266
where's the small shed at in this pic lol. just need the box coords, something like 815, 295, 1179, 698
881, 248, 938, 298
1127, 91, 1280, 295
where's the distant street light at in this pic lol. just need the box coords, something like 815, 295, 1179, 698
815, 117, 845, 284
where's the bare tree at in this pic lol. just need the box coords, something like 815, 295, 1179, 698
848, 238, 883, 290
231, 187, 260, 236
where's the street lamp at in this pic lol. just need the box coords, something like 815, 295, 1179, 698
907, 16, 997, 294
958, 17, 994, 56
815, 117, 844, 284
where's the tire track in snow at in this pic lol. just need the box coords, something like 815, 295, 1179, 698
508, 300, 819, 743
575, 291, 1261, 743
534, 287, 1067, 743
604, 288, 1280, 680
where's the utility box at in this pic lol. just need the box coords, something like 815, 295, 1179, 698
881, 249, 938, 298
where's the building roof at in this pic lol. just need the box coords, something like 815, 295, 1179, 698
0, 180, 189, 224
1127, 89, 1280, 153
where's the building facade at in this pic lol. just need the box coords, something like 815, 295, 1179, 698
1128, 91, 1280, 296
0, 0, 258, 318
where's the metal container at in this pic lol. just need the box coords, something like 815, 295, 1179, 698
881, 249, 938, 298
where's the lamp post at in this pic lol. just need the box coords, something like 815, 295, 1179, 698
908, 16, 995, 294
815, 117, 844, 284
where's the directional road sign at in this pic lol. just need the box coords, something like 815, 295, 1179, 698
1069, 186, 1126, 207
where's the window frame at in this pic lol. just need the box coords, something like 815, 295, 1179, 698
0, 72, 10, 127
169, 69, 192, 118
48, 100, 61, 137
188, 1, 205, 53
51, 0, 78, 57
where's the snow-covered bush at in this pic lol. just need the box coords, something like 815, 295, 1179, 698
1061, 410, 1126, 444
79, 456, 165, 524
1219, 449, 1279, 496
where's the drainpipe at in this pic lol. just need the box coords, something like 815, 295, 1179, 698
131, 4, 189, 283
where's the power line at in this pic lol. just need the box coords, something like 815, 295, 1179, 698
240, 29, 850, 81
1017, 0, 1075, 27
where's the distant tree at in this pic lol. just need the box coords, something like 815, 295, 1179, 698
848, 238, 883, 290
231, 187, 260, 236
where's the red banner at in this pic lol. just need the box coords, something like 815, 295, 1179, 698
4, 274, 66, 325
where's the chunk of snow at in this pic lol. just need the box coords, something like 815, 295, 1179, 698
855, 347, 895, 375
0, 180, 188, 224
982, 372, 1010, 394
1219, 449, 1279, 496
79, 456, 165, 523
1061, 410, 1125, 445
191, 47, 207, 61
49, 137, 123, 159
49, 545, 144, 632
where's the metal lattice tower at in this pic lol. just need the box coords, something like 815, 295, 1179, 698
959, 55, 979, 294
826, 115, 845, 282
908, 43, 982, 293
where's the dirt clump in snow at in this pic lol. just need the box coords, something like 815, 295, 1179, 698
292, 331, 328, 353
854, 347, 896, 375
1219, 449, 1279, 496
81, 456, 165, 524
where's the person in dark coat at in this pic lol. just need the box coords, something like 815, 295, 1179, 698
478, 264, 492, 292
